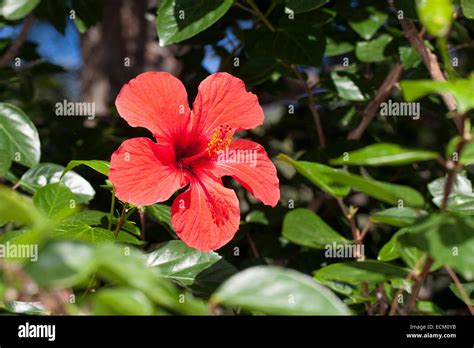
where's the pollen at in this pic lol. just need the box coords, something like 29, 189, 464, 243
207, 124, 233, 157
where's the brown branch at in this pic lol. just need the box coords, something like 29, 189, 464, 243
0, 15, 35, 67
395, 16, 462, 132
348, 63, 404, 140
291, 65, 326, 148
389, 254, 426, 316
403, 256, 434, 314
444, 265, 474, 315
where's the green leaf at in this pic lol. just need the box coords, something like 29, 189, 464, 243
348, 7, 388, 40
92, 288, 154, 315
245, 210, 269, 225
32, 183, 78, 221
1, 301, 47, 315
416, 0, 454, 37
461, 0, 474, 18
71, 0, 103, 33
449, 282, 474, 303
94, 243, 208, 314
156, 0, 233, 46
51, 219, 116, 243
25, 241, 96, 288
0, 185, 43, 226
378, 236, 400, 261
286, 0, 328, 14
370, 207, 428, 227
401, 77, 474, 114
278, 154, 350, 198
279, 154, 425, 207
355, 34, 393, 63
446, 136, 474, 165
0, 103, 40, 168
330, 143, 439, 166
146, 240, 237, 295
428, 173, 474, 213
324, 37, 354, 57
0, 0, 40, 20
146, 204, 173, 232
399, 45, 422, 69
0, 151, 12, 176
331, 72, 368, 101
398, 213, 474, 280
253, 28, 326, 67
282, 208, 348, 249
314, 260, 408, 284
20, 163, 95, 203
212, 266, 351, 315
62, 160, 110, 177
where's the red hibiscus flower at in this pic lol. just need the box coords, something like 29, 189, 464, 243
109, 72, 280, 251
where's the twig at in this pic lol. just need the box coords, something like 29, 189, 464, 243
139, 207, 146, 241
246, 0, 275, 32
336, 198, 359, 241
246, 232, 260, 258
348, 63, 404, 140
114, 204, 128, 237
389, 254, 426, 316
391, 8, 461, 131
403, 256, 434, 314
0, 15, 35, 67
444, 265, 474, 315
291, 65, 326, 148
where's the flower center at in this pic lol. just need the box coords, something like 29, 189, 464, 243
179, 125, 233, 167
206, 124, 233, 157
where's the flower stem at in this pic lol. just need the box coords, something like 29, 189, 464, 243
246, 0, 275, 32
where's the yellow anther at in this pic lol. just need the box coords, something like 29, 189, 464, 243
206, 125, 233, 157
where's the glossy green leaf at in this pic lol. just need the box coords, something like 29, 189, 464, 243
32, 183, 78, 221
146, 204, 173, 232
51, 219, 116, 243
355, 34, 393, 63
280, 154, 425, 207
212, 266, 351, 315
1, 301, 47, 315
62, 160, 110, 177
314, 260, 408, 284
0, 151, 12, 176
282, 208, 348, 249
348, 7, 388, 40
428, 173, 474, 213
156, 0, 233, 46
416, 0, 454, 37
146, 240, 236, 295
398, 213, 474, 280
0, 103, 40, 168
399, 45, 422, 69
330, 143, 439, 166
20, 163, 95, 203
286, 0, 328, 14
331, 72, 367, 101
370, 207, 428, 227
0, 0, 40, 20
278, 154, 350, 198
92, 288, 154, 315
401, 77, 474, 114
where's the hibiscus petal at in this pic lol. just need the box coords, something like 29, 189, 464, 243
115, 72, 191, 142
192, 73, 264, 137
171, 172, 240, 251
212, 139, 280, 207
109, 137, 187, 206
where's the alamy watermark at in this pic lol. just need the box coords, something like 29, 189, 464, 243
324, 242, 365, 259
217, 148, 258, 167
0, 242, 38, 262
55, 99, 95, 120
380, 100, 420, 120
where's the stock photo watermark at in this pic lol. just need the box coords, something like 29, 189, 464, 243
55, 99, 96, 120
0, 242, 38, 262
216, 148, 258, 167
380, 100, 420, 120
